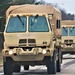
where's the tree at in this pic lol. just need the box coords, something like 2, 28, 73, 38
12, 0, 36, 4
59, 8, 74, 20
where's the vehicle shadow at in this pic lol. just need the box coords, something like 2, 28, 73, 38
15, 67, 47, 75
2, 67, 48, 75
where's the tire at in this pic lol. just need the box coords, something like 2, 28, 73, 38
45, 51, 56, 74
61, 53, 63, 63
24, 65, 29, 70
56, 48, 61, 72
13, 64, 20, 72
3, 57, 13, 75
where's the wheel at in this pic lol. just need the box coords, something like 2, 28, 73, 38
24, 65, 29, 70
3, 57, 13, 75
13, 64, 20, 72
61, 53, 63, 63
45, 51, 57, 74
56, 48, 61, 72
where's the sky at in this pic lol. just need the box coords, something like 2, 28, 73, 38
40, 0, 75, 14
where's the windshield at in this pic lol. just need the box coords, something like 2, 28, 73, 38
69, 27, 75, 36
6, 16, 26, 32
28, 16, 49, 32
62, 27, 68, 36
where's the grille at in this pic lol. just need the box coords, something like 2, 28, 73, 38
64, 40, 73, 43
28, 39, 36, 43
69, 40, 73, 43
19, 39, 36, 46
19, 39, 27, 43
64, 40, 68, 43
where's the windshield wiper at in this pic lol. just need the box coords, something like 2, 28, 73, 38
17, 15, 24, 27
31, 14, 39, 26
63, 27, 68, 33
70, 27, 75, 32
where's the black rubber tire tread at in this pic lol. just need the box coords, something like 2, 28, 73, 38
46, 51, 56, 74
24, 65, 29, 70
56, 48, 61, 72
61, 52, 63, 63
13, 64, 20, 72
3, 57, 13, 75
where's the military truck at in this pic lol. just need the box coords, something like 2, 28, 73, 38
61, 20, 75, 54
2, 5, 61, 75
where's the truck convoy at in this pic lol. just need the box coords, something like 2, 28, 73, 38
61, 20, 75, 54
2, 5, 61, 75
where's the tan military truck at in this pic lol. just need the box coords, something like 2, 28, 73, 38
61, 20, 75, 54
2, 5, 61, 75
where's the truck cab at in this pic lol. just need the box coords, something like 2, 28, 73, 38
61, 20, 75, 54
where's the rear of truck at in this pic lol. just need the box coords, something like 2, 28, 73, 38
2, 5, 61, 75
61, 20, 75, 54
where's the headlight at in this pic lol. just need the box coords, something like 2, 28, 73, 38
9, 50, 13, 55
42, 50, 46, 54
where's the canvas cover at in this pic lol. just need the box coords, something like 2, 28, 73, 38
6, 4, 61, 19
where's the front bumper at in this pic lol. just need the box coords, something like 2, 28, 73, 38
2, 47, 53, 61
7, 54, 49, 61
61, 43, 75, 49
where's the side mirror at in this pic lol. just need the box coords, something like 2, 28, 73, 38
56, 20, 60, 29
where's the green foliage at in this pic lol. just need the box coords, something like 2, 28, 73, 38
0, 0, 11, 4
13, 0, 35, 4
59, 8, 74, 20
0, 0, 35, 17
